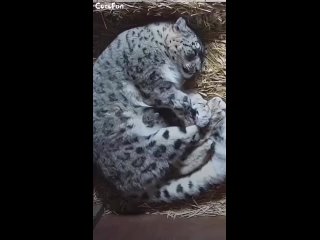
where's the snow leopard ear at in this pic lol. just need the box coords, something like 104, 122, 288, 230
174, 17, 187, 32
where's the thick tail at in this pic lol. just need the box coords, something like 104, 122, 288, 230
148, 124, 226, 203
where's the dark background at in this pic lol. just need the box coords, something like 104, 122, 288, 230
1, 1, 317, 239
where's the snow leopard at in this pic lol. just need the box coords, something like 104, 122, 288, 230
93, 17, 226, 212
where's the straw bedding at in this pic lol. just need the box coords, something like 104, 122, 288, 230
93, 1, 226, 218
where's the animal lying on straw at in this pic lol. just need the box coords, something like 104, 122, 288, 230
93, 17, 226, 212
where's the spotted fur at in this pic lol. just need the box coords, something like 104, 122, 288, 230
93, 17, 226, 211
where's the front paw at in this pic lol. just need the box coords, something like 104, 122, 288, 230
207, 97, 226, 112
171, 96, 192, 114
206, 97, 226, 124
193, 103, 212, 128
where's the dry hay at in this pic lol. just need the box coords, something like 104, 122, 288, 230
93, 1, 226, 218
